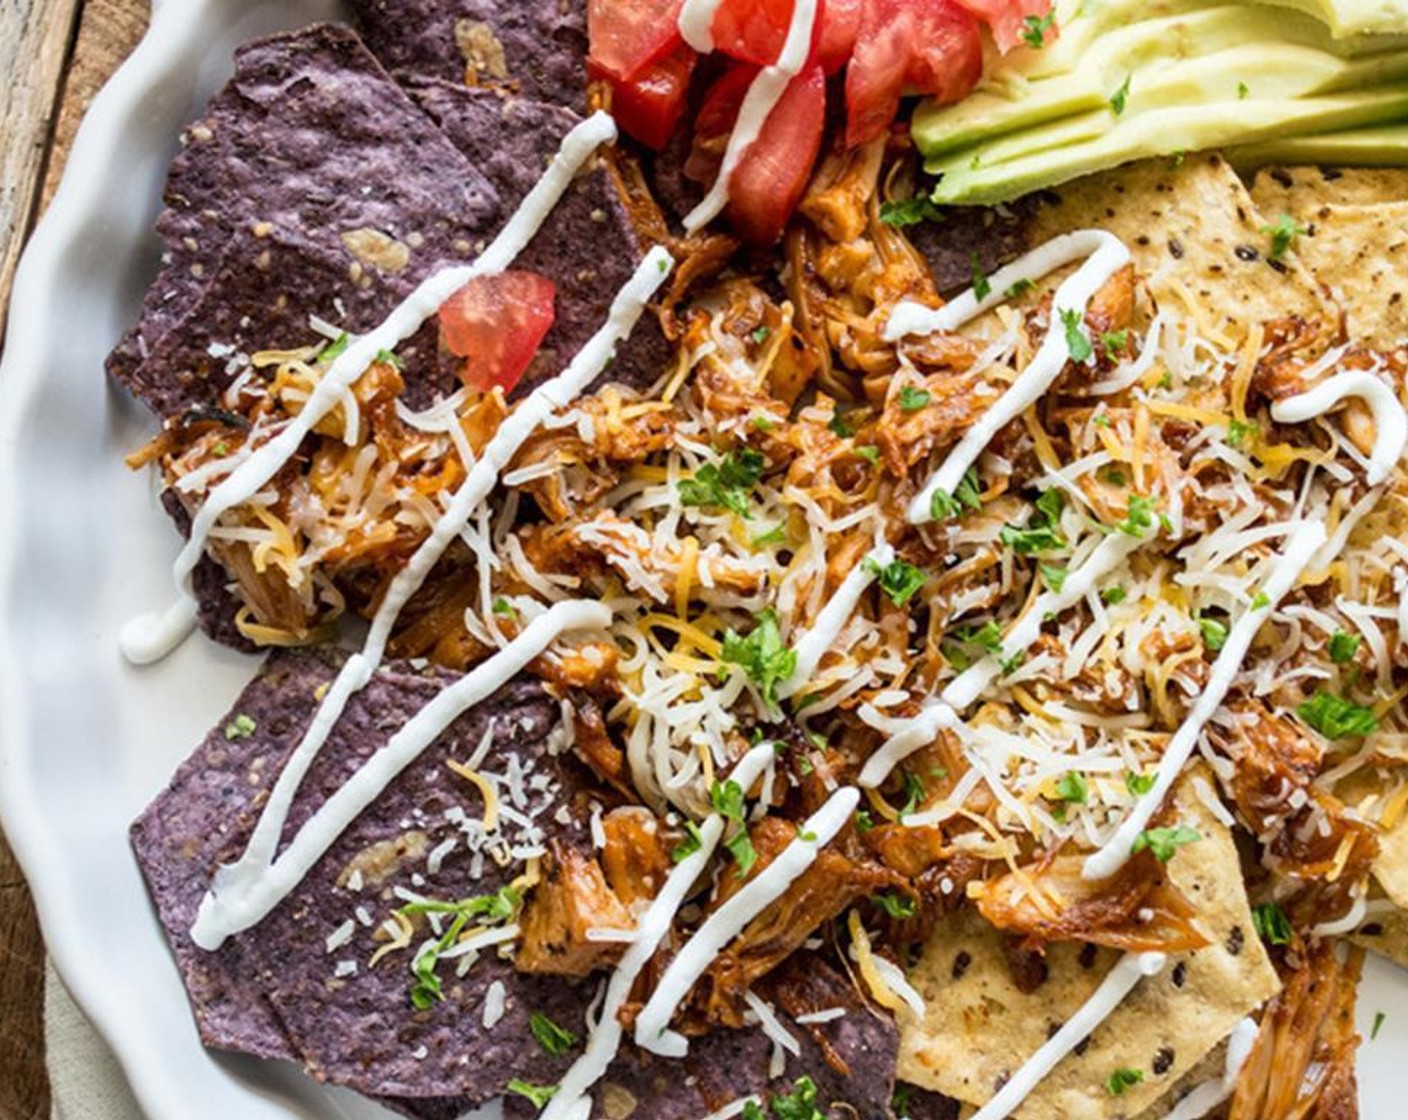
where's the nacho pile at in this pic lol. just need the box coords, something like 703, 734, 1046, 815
114, 2, 1408, 1118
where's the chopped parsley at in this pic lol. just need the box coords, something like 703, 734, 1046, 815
374, 347, 405, 370
743, 1102, 766, 1120
751, 414, 776, 431
1109, 73, 1132, 115
491, 597, 516, 618
1227, 418, 1257, 449
751, 325, 772, 346
1106, 1068, 1145, 1096
880, 196, 944, 227
1101, 586, 1128, 605
1055, 771, 1089, 804
1125, 771, 1156, 796
971, 252, 992, 300
855, 444, 880, 465
1198, 614, 1229, 652
872, 890, 918, 919
711, 778, 757, 877
529, 1012, 577, 1056
892, 1083, 915, 1119
397, 885, 520, 923
506, 1080, 558, 1109
1238, 81, 1250, 99
1250, 590, 1271, 610
828, 408, 855, 438
1329, 629, 1361, 664
672, 821, 705, 863
1262, 213, 1308, 261
721, 608, 796, 708
855, 809, 876, 832
1039, 562, 1068, 593
1100, 328, 1129, 353
898, 385, 932, 412
1060, 307, 1093, 363
678, 448, 767, 519
1002, 488, 1067, 555
1297, 690, 1379, 739
930, 465, 983, 522
1094, 413, 1112, 428
752, 524, 788, 548
1251, 902, 1293, 946
1373, 1011, 1387, 1040
1006, 277, 1037, 299
224, 713, 257, 740
943, 619, 1005, 670
318, 332, 350, 362
899, 770, 928, 819
400, 884, 525, 1007
867, 556, 929, 607
1115, 494, 1160, 538
1132, 825, 1201, 863
771, 1076, 825, 1120
1021, 11, 1056, 47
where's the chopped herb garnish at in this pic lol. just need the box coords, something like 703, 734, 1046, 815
771, 1076, 824, 1120
872, 891, 917, 919
397, 885, 520, 923
751, 325, 772, 346
318, 332, 350, 362
1055, 771, 1089, 804
679, 448, 767, 519
1125, 771, 1156, 796
1106, 1068, 1145, 1096
1250, 591, 1271, 610
375, 347, 405, 370
1021, 11, 1056, 47
672, 821, 705, 863
892, 1083, 915, 1119
1101, 329, 1129, 353
506, 1080, 558, 1109
867, 556, 929, 607
1060, 307, 1093, 363
1109, 73, 1132, 115
726, 828, 757, 877
1006, 277, 1037, 300
1251, 902, 1293, 946
971, 252, 992, 300
743, 1102, 766, 1120
898, 385, 932, 412
899, 770, 927, 819
529, 1012, 577, 1056
1001, 521, 1066, 554
492, 597, 516, 618
710, 778, 746, 822
1262, 213, 1308, 261
1238, 81, 1250, 99
1116, 494, 1159, 538
880, 196, 944, 227
856, 444, 881, 465
224, 713, 257, 740
855, 809, 875, 832
402, 889, 519, 1009
721, 608, 796, 708
1040, 562, 1068, 593
828, 408, 854, 439
1329, 629, 1360, 664
1102, 586, 1128, 605
1132, 825, 1201, 863
1227, 419, 1257, 449
1297, 690, 1379, 739
752, 414, 776, 431
1373, 1011, 1387, 1040
1198, 614, 1229, 652
752, 524, 788, 548
930, 466, 983, 522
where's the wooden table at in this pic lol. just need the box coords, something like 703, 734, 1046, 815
0, 2, 150, 1116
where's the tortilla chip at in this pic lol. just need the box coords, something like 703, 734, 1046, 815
897, 772, 1280, 1120
1024, 152, 1337, 348
1350, 894, 1408, 971
1283, 203, 1408, 349
1249, 166, 1408, 221
350, 0, 588, 110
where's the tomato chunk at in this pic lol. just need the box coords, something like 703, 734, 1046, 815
588, 0, 685, 80
708, 0, 858, 73
952, 0, 1055, 53
438, 272, 556, 395
844, 0, 982, 147
816, 0, 862, 73
726, 63, 827, 245
602, 42, 697, 151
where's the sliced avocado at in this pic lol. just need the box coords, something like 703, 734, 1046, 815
1229, 123, 1408, 168
1254, 0, 1408, 39
915, 4, 1408, 158
925, 86, 1408, 205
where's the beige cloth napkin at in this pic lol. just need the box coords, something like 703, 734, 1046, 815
44, 961, 145, 1120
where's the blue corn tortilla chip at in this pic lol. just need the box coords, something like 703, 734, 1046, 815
350, 0, 588, 111
404, 78, 672, 395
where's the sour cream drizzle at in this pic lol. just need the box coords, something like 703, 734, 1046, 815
1159, 1017, 1258, 1120
676, 0, 725, 51
190, 247, 675, 949
539, 744, 777, 1120
1270, 369, 1408, 486
885, 231, 1131, 525
778, 543, 892, 700
969, 951, 1168, 1120
680, 0, 819, 232
857, 702, 962, 789
1082, 520, 1327, 882
633, 785, 861, 1057
191, 600, 610, 948
120, 111, 621, 666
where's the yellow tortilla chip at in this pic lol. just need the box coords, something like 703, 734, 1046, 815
1287, 202, 1408, 349
1024, 152, 1337, 348
1249, 165, 1408, 220
1350, 892, 1408, 971
898, 772, 1280, 1120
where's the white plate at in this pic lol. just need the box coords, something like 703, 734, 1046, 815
0, 2, 1404, 1118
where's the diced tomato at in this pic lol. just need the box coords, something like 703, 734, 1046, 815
684, 64, 757, 186
601, 42, 697, 151
816, 0, 862, 73
844, 0, 982, 148
438, 272, 556, 395
708, 0, 858, 73
726, 63, 827, 245
952, 0, 1056, 53
588, 0, 686, 80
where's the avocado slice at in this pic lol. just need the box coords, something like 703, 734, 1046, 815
1229, 123, 1408, 167
924, 86, 1408, 205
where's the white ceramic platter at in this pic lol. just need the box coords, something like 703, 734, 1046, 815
0, 2, 1404, 1117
